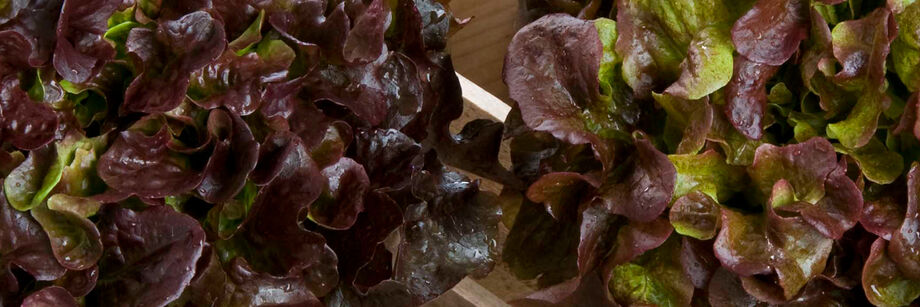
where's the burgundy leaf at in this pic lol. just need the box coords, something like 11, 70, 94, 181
21, 286, 77, 307
597, 137, 676, 222
196, 109, 260, 204
0, 76, 59, 150
97, 128, 203, 198
0, 183, 67, 298
503, 14, 605, 146
95, 206, 206, 306
342, 0, 388, 63
724, 56, 779, 140
311, 157, 369, 230
122, 11, 226, 114
731, 0, 809, 66
52, 0, 124, 83
831, 7, 897, 87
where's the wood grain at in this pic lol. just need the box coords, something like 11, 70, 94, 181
448, 0, 519, 105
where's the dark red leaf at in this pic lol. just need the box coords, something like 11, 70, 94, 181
597, 137, 676, 222
723, 56, 779, 140
95, 206, 205, 306
21, 286, 77, 307
731, 0, 809, 66
0, 76, 59, 150
196, 109, 260, 204
97, 128, 203, 198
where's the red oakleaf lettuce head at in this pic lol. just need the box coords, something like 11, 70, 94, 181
93, 205, 205, 306
0, 0, 496, 304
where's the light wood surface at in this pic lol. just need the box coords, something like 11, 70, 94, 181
448, 0, 518, 105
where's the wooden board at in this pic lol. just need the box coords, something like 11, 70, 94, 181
447, 0, 518, 105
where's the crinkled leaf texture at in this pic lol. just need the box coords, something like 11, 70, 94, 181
0, 183, 66, 302
504, 14, 606, 146
93, 206, 205, 306
616, 0, 738, 99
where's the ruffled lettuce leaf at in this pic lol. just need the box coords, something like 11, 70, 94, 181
0, 76, 59, 151
892, 1, 920, 91
52, 0, 127, 83
731, 0, 809, 66
504, 14, 616, 146
21, 286, 78, 307
196, 109, 260, 204
97, 125, 203, 199
122, 11, 227, 114
608, 236, 694, 306
889, 163, 920, 279
723, 55, 779, 140
0, 184, 67, 302
669, 191, 721, 240
669, 149, 747, 203
596, 137, 676, 222
92, 206, 205, 306
862, 238, 920, 307
394, 153, 501, 304
616, 0, 741, 99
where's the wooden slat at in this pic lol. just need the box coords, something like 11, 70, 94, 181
447, 0, 518, 105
